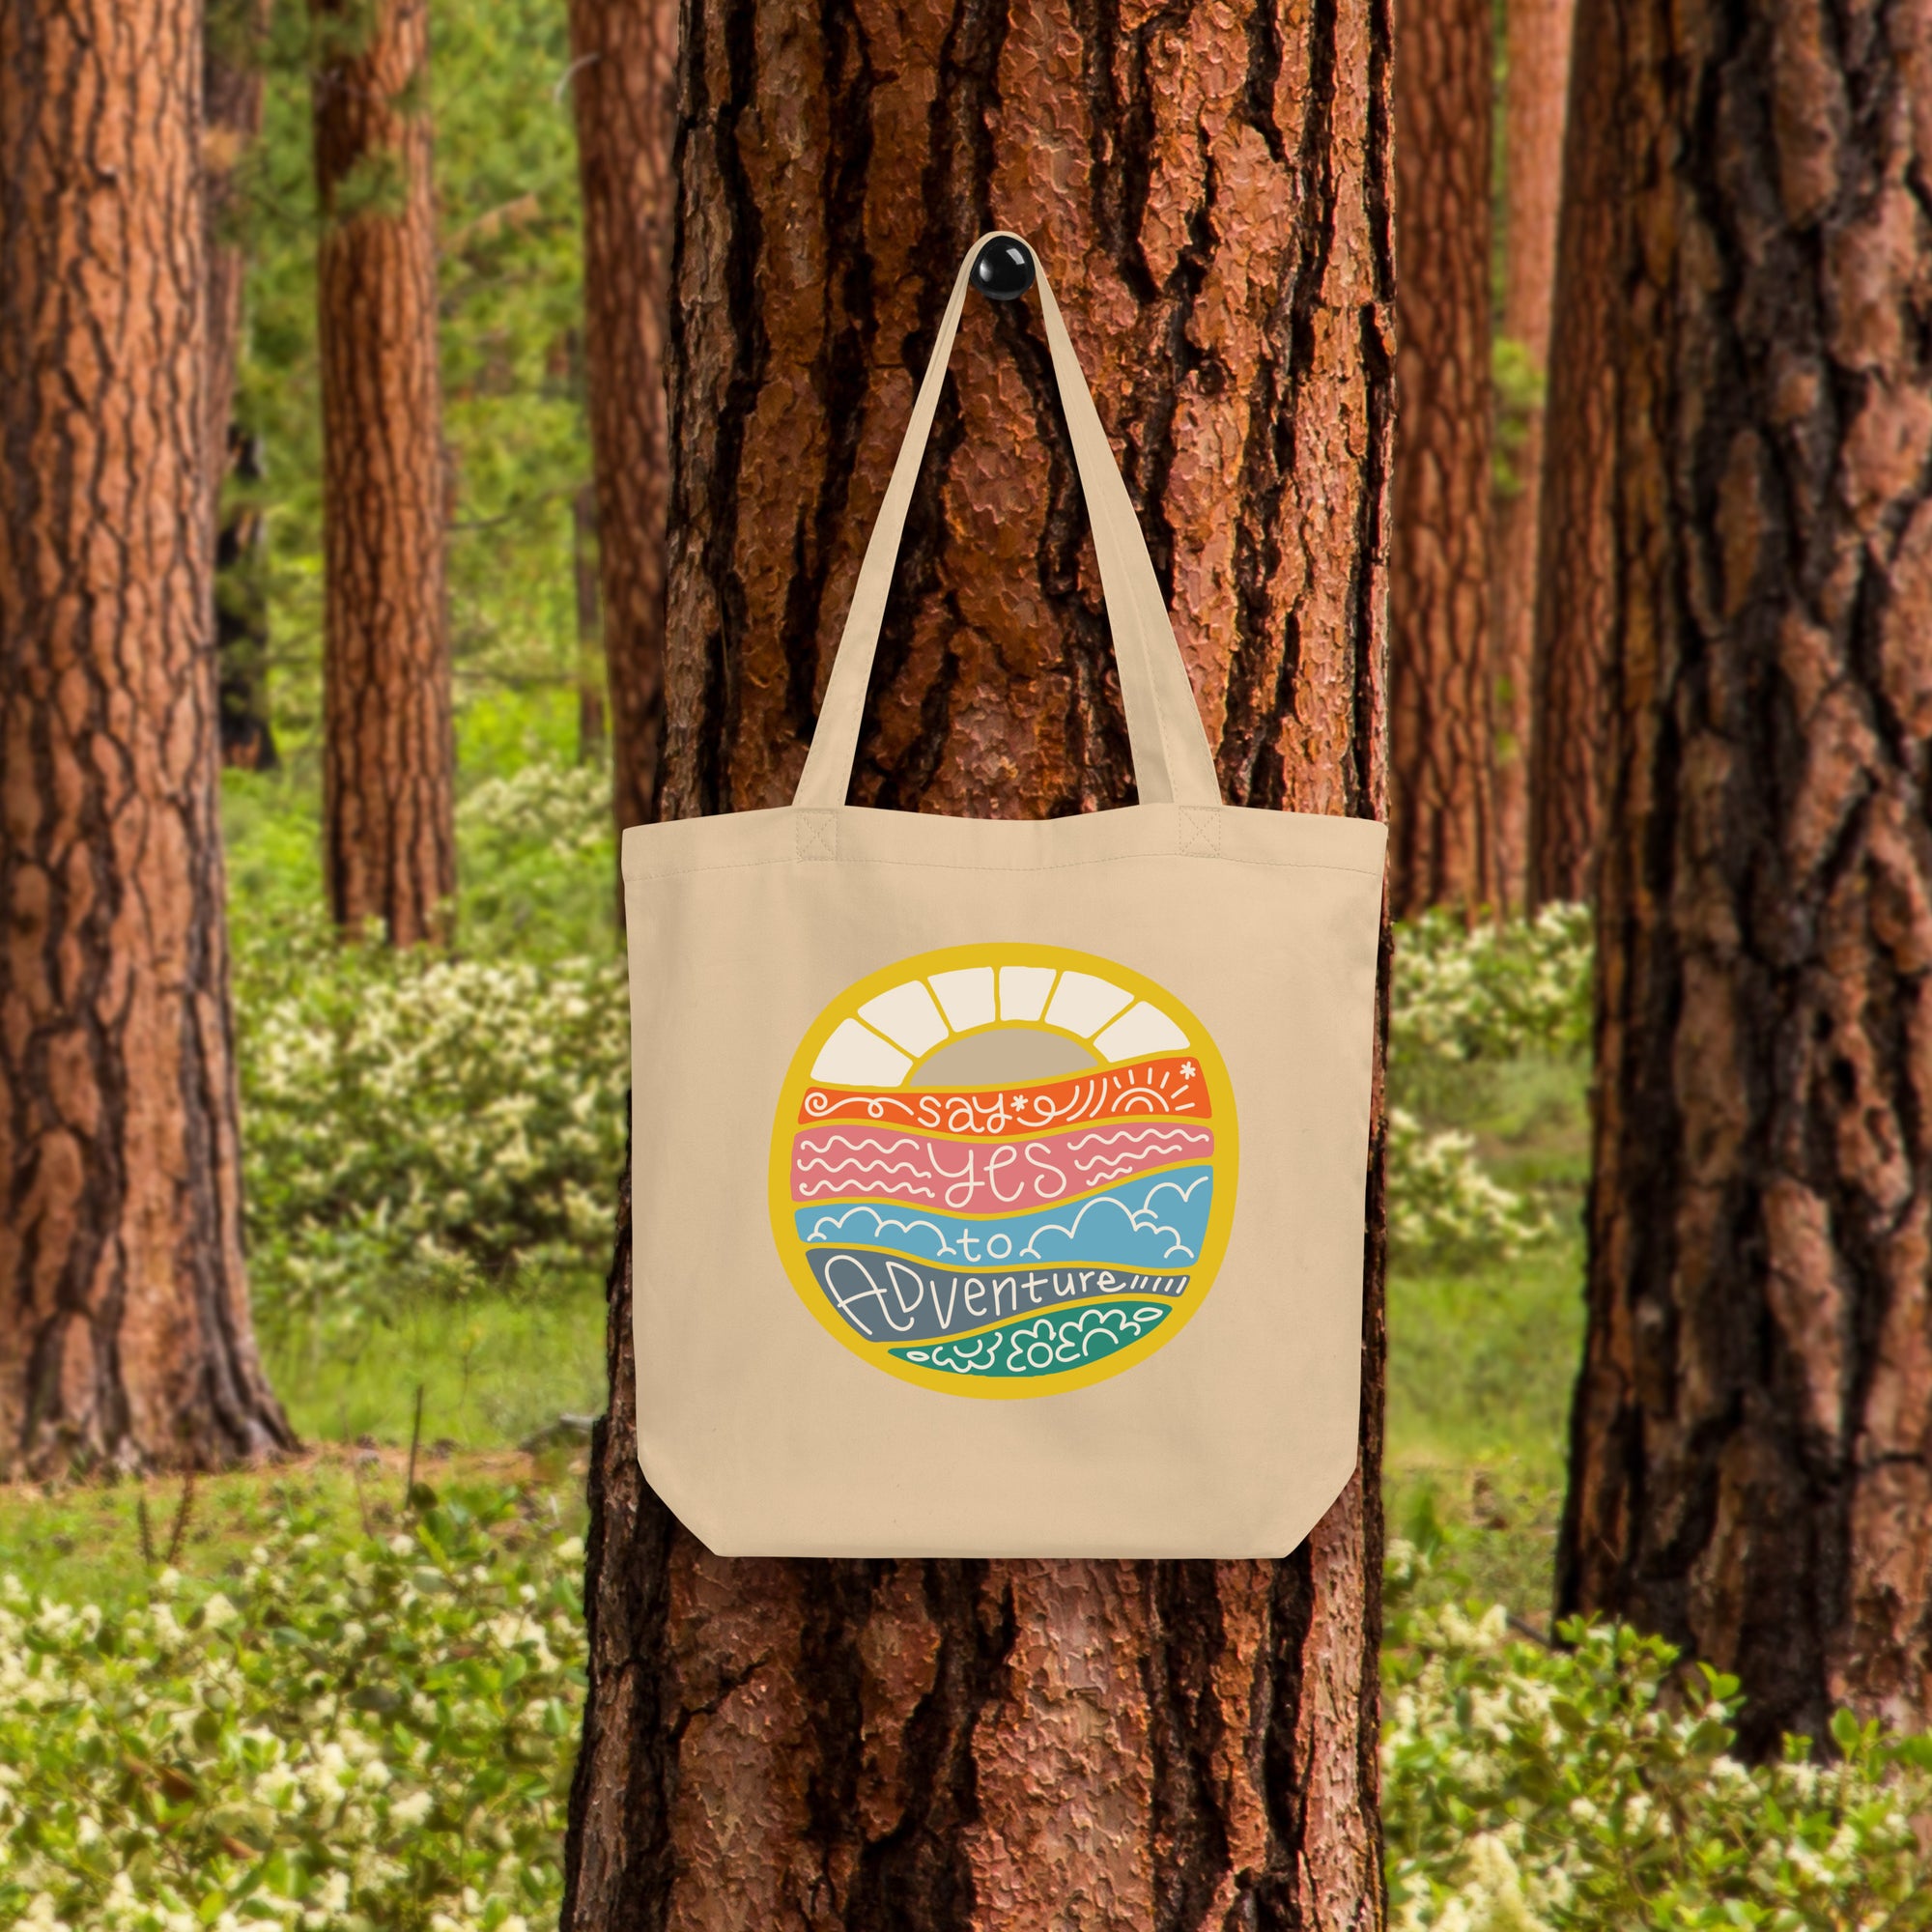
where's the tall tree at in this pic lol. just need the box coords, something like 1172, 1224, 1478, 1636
566, 0, 672, 834
1559, 0, 1932, 1750
561, 2, 1396, 1922
571, 480, 607, 763
206, 0, 279, 771
0, 0, 294, 1473
204, 0, 265, 512
1524, 0, 1617, 905
1388, 0, 1496, 916
1491, 0, 1576, 905
311, 0, 455, 946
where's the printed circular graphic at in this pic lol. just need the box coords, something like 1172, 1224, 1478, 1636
768, 943, 1239, 1399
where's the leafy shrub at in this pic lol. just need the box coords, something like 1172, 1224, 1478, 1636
1382, 905, 1592, 1265
456, 760, 616, 961
1387, 1110, 1549, 1264
0, 1482, 583, 1932
1383, 1554, 1932, 1931
234, 911, 627, 1335
1392, 904, 1593, 1075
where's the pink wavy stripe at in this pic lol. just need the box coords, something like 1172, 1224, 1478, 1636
790, 1122, 1214, 1212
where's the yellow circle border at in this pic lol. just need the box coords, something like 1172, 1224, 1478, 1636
767, 941, 1239, 1400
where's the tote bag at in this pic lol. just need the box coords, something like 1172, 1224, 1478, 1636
623, 233, 1386, 1558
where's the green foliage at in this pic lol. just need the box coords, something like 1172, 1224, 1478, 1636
267, 1290, 608, 1454
0, 1480, 584, 1932
234, 906, 627, 1339
1388, 1109, 1551, 1263
1384, 1566, 1932, 1931
455, 758, 616, 960
1384, 904, 1591, 1265
1392, 904, 1593, 1076
1492, 334, 1547, 500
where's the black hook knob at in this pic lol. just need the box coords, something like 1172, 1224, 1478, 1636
972, 236, 1036, 301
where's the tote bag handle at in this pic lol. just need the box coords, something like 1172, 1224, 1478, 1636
792, 233, 1224, 811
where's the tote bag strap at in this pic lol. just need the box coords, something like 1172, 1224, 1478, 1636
792, 233, 1223, 811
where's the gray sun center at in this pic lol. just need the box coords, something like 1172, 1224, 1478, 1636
909, 1026, 1101, 1089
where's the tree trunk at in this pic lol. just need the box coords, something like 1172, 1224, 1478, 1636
1523, 0, 1615, 906
1388, 0, 1495, 918
1490, 0, 1575, 908
561, 4, 1395, 1924
1558, 0, 1932, 1751
215, 428, 279, 771
566, 0, 671, 835
312, 0, 455, 948
573, 480, 607, 764
0, 0, 295, 1475
204, 0, 266, 516
206, 0, 278, 773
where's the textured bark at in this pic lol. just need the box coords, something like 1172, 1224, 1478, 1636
562, 2, 1395, 1924
1524, 0, 1616, 904
1388, 0, 1496, 917
206, 1, 276, 773
567, 0, 672, 835
1491, 0, 1575, 907
1558, 0, 1932, 1751
573, 480, 608, 763
312, 0, 455, 947
216, 428, 278, 771
203, 0, 266, 520
0, 0, 295, 1474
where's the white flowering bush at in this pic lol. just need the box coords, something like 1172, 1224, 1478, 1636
1383, 1556, 1932, 1931
456, 762, 616, 962
1387, 1110, 1549, 1263
0, 1481, 584, 1932
234, 912, 627, 1332
1392, 904, 1593, 1074
1383, 904, 1592, 1266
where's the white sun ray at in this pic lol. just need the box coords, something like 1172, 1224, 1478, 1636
1093, 1001, 1191, 1062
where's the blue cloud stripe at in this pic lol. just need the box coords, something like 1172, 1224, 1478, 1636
791, 1165, 1213, 1269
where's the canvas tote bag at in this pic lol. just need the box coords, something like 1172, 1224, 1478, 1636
623, 232, 1386, 1558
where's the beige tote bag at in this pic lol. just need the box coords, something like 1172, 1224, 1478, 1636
623, 233, 1385, 1558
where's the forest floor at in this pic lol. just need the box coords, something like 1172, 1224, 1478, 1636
0, 1055, 1589, 1619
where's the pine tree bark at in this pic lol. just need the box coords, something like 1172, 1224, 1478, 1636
1388, 0, 1496, 917
206, 0, 278, 772
1491, 0, 1575, 907
561, 3, 1395, 1923
204, 0, 266, 519
1558, 0, 1932, 1750
312, 0, 455, 947
0, 0, 294, 1475
215, 428, 279, 771
573, 481, 608, 763
566, 0, 672, 835
1524, 0, 1616, 905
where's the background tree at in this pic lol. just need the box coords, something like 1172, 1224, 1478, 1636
1491, 0, 1575, 905
0, 0, 294, 1473
1524, 0, 1616, 905
561, 2, 1395, 1921
206, 0, 279, 770
1559, 0, 1932, 1750
311, 0, 455, 946
565, 0, 672, 834
206, 0, 278, 770
1388, 0, 1496, 917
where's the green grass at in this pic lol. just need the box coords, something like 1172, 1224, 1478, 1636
264, 1282, 609, 1451
0, 1446, 586, 1612
0, 1267, 606, 1613
1384, 1050, 1590, 1623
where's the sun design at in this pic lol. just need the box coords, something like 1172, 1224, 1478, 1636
768, 942, 1239, 1399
